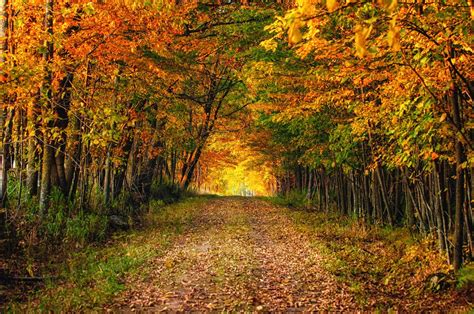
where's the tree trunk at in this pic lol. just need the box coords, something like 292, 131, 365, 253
39, 0, 54, 213
54, 72, 73, 195
306, 169, 312, 200
103, 148, 110, 205
125, 134, 138, 191
451, 76, 465, 271
0, 0, 9, 207
26, 98, 39, 196
180, 145, 204, 190
65, 114, 80, 197
434, 162, 447, 255
0, 110, 13, 207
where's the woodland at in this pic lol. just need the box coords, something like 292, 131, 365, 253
0, 0, 473, 311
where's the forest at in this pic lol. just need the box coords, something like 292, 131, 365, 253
0, 0, 473, 311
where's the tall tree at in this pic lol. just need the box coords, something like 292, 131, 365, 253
0, 0, 9, 207
39, 0, 54, 212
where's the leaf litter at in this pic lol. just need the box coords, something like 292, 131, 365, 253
109, 197, 472, 312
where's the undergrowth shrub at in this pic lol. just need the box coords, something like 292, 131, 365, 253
109, 191, 135, 217
150, 181, 183, 204
272, 190, 310, 208
147, 199, 166, 212
65, 212, 108, 245
5, 180, 189, 257
43, 188, 68, 240
456, 264, 474, 288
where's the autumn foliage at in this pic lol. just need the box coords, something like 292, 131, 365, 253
256, 0, 473, 271
0, 0, 472, 287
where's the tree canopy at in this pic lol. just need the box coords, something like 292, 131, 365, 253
0, 0, 472, 280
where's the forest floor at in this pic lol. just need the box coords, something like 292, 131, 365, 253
4, 196, 473, 311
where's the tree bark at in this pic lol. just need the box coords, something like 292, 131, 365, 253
54, 72, 73, 195
39, 0, 54, 213
449, 42, 466, 271
180, 144, 204, 190
452, 88, 465, 271
26, 97, 39, 196
0, 0, 9, 207
103, 148, 110, 205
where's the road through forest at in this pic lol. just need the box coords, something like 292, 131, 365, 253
108, 197, 469, 312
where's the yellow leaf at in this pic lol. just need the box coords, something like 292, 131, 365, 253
260, 39, 278, 52
327, 0, 338, 12
387, 19, 401, 51
439, 113, 447, 122
388, 0, 397, 11
354, 24, 367, 57
27, 264, 34, 277
378, 0, 397, 10
164, 258, 174, 268
297, 0, 314, 13
288, 21, 303, 45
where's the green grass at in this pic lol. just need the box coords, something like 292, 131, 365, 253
6, 197, 209, 312
263, 191, 312, 209
456, 264, 474, 289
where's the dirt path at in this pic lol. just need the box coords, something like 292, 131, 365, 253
112, 197, 357, 311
